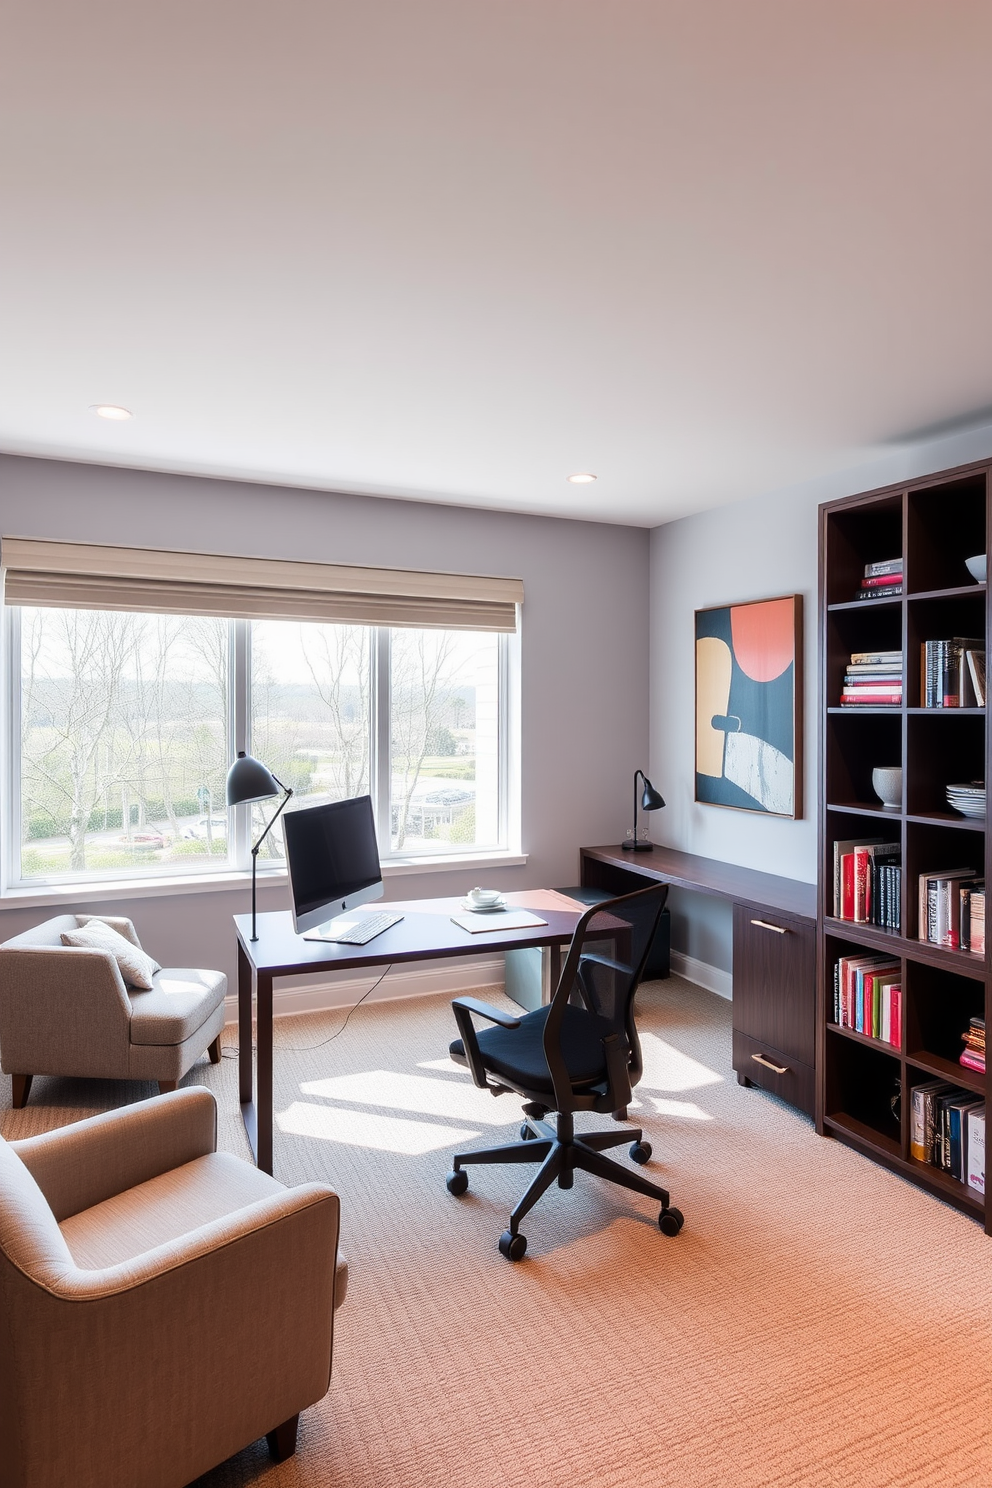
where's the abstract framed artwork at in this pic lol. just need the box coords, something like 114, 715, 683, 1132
695, 594, 803, 818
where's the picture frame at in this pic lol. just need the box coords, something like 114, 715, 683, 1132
694, 594, 803, 818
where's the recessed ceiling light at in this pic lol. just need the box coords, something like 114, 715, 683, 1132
567, 472, 597, 484
90, 404, 133, 421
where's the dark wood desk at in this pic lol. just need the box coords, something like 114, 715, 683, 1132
235, 891, 584, 1173
579, 845, 817, 1115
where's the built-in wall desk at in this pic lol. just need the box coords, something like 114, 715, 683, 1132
579, 845, 817, 1116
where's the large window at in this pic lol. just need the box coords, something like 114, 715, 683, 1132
8, 607, 511, 886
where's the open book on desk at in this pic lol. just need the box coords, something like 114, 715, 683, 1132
451, 909, 549, 935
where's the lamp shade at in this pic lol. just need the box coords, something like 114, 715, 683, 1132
640, 775, 665, 812
226, 751, 280, 807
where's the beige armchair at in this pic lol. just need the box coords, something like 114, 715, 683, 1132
0, 1088, 347, 1488
0, 914, 227, 1106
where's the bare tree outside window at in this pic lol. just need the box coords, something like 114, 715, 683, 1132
19, 608, 229, 879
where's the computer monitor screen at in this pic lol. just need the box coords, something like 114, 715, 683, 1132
284, 794, 384, 934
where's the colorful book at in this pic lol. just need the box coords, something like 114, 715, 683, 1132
966, 1107, 985, 1194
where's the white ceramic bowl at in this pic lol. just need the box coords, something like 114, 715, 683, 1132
965, 554, 986, 584
468, 887, 502, 906
871, 766, 902, 810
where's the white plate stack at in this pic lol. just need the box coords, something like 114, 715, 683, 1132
945, 782, 986, 819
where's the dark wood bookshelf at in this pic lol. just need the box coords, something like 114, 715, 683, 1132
819, 459, 990, 1233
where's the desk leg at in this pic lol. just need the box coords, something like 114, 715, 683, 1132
238, 942, 259, 1165
548, 941, 563, 998
256, 973, 274, 1175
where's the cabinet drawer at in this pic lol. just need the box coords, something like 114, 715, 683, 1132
733, 1029, 815, 1117
732, 905, 815, 1066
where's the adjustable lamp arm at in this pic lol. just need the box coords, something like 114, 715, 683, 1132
248, 777, 293, 942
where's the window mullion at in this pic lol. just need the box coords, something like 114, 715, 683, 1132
232, 618, 250, 869
374, 628, 391, 855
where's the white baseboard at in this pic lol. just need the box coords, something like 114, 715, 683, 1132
669, 950, 733, 1001
224, 956, 506, 1022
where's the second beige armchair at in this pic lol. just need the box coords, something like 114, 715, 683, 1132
0, 1088, 346, 1488
0, 914, 227, 1106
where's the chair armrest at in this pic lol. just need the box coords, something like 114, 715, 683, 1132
11, 1088, 218, 1222
578, 951, 632, 976
451, 996, 521, 1028
0, 944, 133, 1078
450, 997, 520, 1090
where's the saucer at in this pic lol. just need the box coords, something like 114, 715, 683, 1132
460, 897, 506, 913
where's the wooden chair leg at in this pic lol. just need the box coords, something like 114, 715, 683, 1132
158, 1079, 178, 1095
11, 1074, 33, 1108
208, 1034, 222, 1064
266, 1414, 300, 1463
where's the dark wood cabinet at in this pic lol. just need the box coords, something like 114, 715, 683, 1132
732, 906, 815, 1116
819, 461, 990, 1234
579, 845, 816, 1116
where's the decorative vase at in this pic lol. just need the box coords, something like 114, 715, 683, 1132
871, 766, 902, 811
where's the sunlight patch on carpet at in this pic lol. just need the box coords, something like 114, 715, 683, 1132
276, 1100, 480, 1153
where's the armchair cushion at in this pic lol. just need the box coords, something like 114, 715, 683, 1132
128, 967, 227, 1045
57, 1150, 348, 1309
61, 920, 159, 990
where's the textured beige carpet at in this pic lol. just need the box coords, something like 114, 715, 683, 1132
3, 975, 990, 1488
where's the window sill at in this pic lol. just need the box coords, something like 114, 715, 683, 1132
0, 850, 528, 911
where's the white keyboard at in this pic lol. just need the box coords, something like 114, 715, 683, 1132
306, 911, 404, 946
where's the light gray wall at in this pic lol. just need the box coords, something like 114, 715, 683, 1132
649, 424, 992, 974
0, 454, 651, 984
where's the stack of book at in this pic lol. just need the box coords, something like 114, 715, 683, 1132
960, 883, 985, 954
911, 1083, 985, 1192
854, 557, 903, 600
832, 953, 901, 1045
918, 868, 983, 949
840, 649, 903, 707
833, 838, 901, 927
920, 638, 985, 706
959, 1017, 986, 1075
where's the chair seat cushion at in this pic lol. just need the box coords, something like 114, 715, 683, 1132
449, 1003, 612, 1095
59, 1150, 348, 1309
128, 967, 227, 1046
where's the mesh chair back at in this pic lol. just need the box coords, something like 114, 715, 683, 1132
543, 883, 669, 1113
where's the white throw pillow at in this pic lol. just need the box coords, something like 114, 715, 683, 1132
61, 921, 159, 990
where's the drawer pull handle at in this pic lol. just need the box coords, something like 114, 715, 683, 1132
750, 918, 788, 934
752, 1053, 789, 1075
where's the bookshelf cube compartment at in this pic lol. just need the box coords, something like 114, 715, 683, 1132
907, 475, 987, 595
825, 815, 903, 930
823, 497, 903, 607
824, 931, 904, 1030
906, 713, 986, 820
905, 822, 985, 943
907, 593, 986, 708
904, 962, 986, 1083
825, 714, 902, 810
824, 1031, 902, 1149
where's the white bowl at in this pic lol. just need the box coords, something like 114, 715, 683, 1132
871, 766, 902, 810
467, 887, 502, 906
965, 554, 986, 584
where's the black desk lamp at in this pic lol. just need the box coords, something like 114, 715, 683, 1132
622, 769, 665, 852
226, 751, 293, 941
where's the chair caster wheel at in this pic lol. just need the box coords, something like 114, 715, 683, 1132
446, 1169, 468, 1196
520, 1122, 537, 1140
659, 1206, 684, 1236
499, 1230, 527, 1261
629, 1141, 652, 1164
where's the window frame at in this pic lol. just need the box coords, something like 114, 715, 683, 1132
2, 606, 521, 895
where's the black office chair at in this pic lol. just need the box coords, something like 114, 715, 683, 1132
445, 883, 683, 1259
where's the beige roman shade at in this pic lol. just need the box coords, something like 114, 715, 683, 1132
1, 538, 523, 632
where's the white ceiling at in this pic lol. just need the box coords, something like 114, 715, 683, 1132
4, 2, 992, 527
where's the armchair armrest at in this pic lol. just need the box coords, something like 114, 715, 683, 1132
450, 996, 520, 1090
11, 1088, 218, 1222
